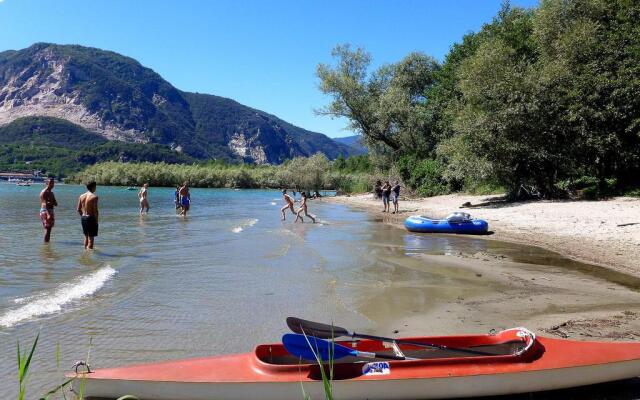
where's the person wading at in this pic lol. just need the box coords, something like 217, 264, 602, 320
280, 189, 296, 220
77, 181, 99, 250
138, 183, 150, 214
39, 177, 58, 242
294, 191, 316, 223
179, 182, 191, 216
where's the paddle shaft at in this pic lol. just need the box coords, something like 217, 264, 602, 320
349, 332, 493, 356
286, 317, 495, 357
356, 350, 406, 360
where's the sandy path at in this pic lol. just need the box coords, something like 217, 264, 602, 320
326, 194, 640, 278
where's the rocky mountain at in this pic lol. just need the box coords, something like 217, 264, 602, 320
0, 43, 355, 165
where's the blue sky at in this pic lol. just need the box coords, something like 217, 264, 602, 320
0, 0, 538, 138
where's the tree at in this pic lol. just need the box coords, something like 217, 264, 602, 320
317, 45, 441, 158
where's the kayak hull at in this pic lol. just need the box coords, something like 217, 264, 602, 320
71, 329, 640, 400
75, 361, 640, 400
404, 215, 488, 234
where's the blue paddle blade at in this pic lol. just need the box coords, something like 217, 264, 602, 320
282, 334, 355, 361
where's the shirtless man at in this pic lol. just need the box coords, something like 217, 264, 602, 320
77, 181, 99, 249
138, 183, 150, 214
280, 189, 296, 220
294, 191, 316, 223
39, 178, 58, 242
179, 182, 191, 216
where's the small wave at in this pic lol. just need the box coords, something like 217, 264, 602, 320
0, 266, 117, 328
232, 218, 258, 233
13, 296, 31, 305
270, 202, 277, 205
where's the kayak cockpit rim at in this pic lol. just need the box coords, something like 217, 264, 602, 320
252, 328, 541, 373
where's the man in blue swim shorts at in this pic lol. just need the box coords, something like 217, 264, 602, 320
179, 182, 191, 216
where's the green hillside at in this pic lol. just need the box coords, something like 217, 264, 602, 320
0, 117, 194, 176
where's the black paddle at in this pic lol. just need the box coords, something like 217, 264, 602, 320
286, 317, 495, 357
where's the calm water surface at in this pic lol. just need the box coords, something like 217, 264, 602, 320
0, 183, 638, 398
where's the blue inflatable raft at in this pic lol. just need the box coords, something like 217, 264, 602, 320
404, 215, 489, 234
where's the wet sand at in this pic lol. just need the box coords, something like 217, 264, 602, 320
327, 194, 640, 278
326, 194, 640, 341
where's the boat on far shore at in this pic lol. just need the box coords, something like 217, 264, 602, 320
69, 327, 640, 400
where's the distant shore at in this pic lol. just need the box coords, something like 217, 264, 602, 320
326, 193, 640, 279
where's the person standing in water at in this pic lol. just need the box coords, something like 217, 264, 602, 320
174, 185, 182, 212
280, 189, 296, 220
391, 181, 401, 214
39, 177, 58, 242
179, 182, 191, 216
77, 181, 99, 249
295, 191, 316, 223
138, 183, 150, 214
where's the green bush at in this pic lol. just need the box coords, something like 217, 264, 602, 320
397, 155, 449, 197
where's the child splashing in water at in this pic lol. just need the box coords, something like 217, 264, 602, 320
280, 189, 297, 220
294, 192, 316, 223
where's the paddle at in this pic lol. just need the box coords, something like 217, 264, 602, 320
282, 333, 407, 361
286, 317, 494, 357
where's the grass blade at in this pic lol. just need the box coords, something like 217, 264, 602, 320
39, 378, 75, 400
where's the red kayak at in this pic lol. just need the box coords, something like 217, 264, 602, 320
70, 327, 640, 399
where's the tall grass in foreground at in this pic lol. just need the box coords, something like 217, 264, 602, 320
17, 333, 38, 400
16, 334, 137, 400
300, 330, 334, 400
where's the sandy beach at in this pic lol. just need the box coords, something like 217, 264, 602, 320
326, 193, 640, 341
327, 193, 640, 278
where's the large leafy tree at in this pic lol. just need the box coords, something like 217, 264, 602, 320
440, 0, 640, 198
317, 45, 440, 158
534, 0, 640, 190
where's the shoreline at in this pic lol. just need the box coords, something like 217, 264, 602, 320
324, 193, 640, 340
325, 193, 640, 279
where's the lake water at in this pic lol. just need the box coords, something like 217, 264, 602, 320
1, 183, 639, 399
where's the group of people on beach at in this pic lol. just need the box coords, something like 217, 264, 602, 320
40, 178, 99, 249
280, 189, 316, 223
374, 180, 401, 213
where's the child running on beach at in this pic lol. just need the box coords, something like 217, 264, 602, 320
280, 189, 296, 220
294, 191, 316, 223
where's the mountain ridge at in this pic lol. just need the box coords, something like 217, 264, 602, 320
0, 43, 356, 165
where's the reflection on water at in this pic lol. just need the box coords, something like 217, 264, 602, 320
0, 183, 638, 398
403, 233, 489, 255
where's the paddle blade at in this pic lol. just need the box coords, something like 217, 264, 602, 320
286, 317, 350, 339
282, 334, 354, 361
